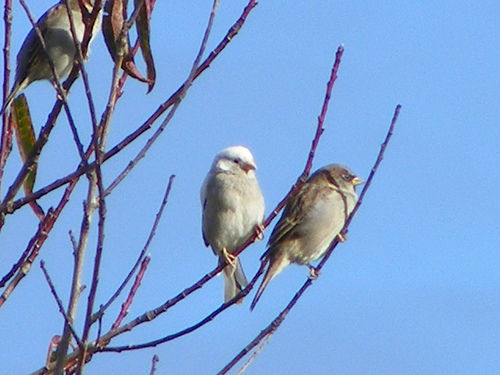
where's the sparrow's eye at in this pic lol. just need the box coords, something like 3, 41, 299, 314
342, 173, 352, 181
233, 159, 239, 164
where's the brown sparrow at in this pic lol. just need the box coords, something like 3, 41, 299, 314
250, 164, 362, 310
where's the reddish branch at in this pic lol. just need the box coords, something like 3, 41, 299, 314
112, 255, 151, 331
0, 170, 81, 308
0, 0, 13, 186
149, 355, 159, 375
40, 260, 83, 350
88, 44, 346, 354
218, 104, 402, 375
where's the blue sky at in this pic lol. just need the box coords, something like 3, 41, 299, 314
0, 0, 499, 374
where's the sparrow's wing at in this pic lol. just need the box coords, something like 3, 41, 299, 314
15, 2, 64, 82
267, 182, 327, 249
200, 174, 211, 248
201, 197, 210, 247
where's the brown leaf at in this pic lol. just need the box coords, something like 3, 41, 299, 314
134, 0, 156, 92
102, 0, 130, 62
122, 58, 150, 83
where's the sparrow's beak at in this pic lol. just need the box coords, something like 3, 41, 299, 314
351, 176, 363, 186
242, 162, 256, 173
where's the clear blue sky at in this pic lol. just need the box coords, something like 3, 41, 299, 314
1, 1, 498, 374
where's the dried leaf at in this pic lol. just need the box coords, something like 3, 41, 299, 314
102, 0, 130, 61
103, 0, 157, 89
11, 95, 45, 219
122, 58, 149, 82
134, 0, 156, 92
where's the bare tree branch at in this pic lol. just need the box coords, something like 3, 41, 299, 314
218, 104, 402, 375
149, 354, 159, 375
0, 0, 13, 188
90, 43, 345, 354
111, 254, 151, 331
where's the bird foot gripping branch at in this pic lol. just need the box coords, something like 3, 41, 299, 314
221, 248, 237, 268
307, 266, 320, 280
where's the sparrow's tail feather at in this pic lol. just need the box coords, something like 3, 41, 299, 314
233, 257, 248, 289
250, 250, 290, 311
1, 79, 27, 115
221, 257, 247, 303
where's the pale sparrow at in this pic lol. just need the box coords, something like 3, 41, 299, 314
250, 164, 363, 310
201, 146, 265, 303
1, 0, 101, 114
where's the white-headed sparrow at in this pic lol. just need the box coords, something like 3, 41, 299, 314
1, 0, 101, 113
201, 146, 265, 303
250, 164, 362, 310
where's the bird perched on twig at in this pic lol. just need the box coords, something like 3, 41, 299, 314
1, 0, 101, 114
250, 164, 363, 310
201, 146, 265, 303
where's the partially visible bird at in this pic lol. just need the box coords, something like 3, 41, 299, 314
250, 164, 363, 310
1, 0, 101, 114
201, 145, 265, 303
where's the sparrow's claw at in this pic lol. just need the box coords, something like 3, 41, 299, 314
308, 265, 319, 280
221, 247, 237, 268
53, 85, 68, 100
254, 223, 265, 241
337, 232, 347, 242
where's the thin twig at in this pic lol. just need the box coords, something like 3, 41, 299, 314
111, 255, 151, 331
75, 36, 120, 375
69, 2, 125, 371
0, 209, 55, 308
149, 355, 159, 375
218, 104, 402, 375
301, 45, 344, 181
40, 260, 83, 350
235, 333, 272, 375
0, 0, 14, 190
92, 175, 175, 323
262, 45, 345, 229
